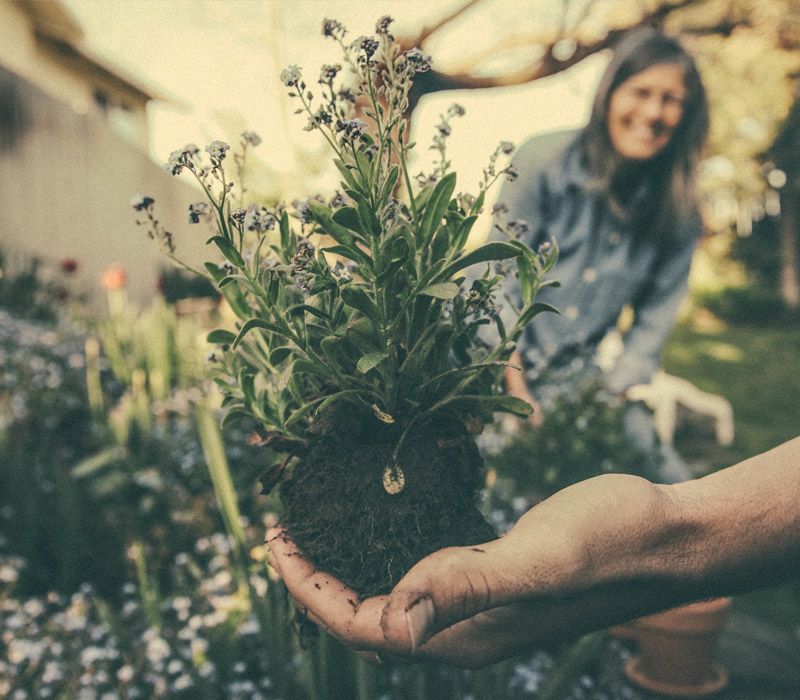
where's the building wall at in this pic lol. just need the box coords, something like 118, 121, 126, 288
0, 65, 211, 309
0, 1, 149, 148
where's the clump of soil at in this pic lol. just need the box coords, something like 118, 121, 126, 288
279, 408, 495, 597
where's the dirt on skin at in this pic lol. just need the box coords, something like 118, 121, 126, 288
279, 409, 495, 597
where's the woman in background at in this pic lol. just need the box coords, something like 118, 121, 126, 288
497, 28, 710, 482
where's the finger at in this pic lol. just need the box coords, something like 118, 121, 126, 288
379, 543, 504, 653
266, 526, 307, 581
266, 527, 391, 649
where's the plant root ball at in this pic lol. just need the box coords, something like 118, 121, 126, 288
279, 417, 495, 597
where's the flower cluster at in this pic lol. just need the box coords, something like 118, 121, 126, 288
290, 238, 316, 292
131, 194, 175, 253
421, 103, 466, 185
205, 140, 230, 162
322, 17, 346, 40
465, 277, 503, 321
243, 205, 278, 233
481, 140, 519, 190
188, 202, 211, 225
165, 144, 200, 177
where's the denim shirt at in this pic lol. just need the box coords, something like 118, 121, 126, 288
496, 130, 701, 392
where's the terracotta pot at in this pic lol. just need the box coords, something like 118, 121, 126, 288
612, 597, 731, 697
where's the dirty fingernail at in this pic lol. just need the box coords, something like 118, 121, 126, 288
405, 597, 434, 652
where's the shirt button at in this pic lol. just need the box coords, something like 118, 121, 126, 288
564, 305, 579, 320
582, 267, 597, 283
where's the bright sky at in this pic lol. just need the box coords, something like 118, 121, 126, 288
63, 0, 609, 198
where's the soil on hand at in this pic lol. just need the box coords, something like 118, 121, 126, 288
279, 409, 495, 597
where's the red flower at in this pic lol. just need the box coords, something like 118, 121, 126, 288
101, 264, 127, 291
60, 258, 79, 274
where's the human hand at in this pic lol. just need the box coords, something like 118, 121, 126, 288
266, 524, 556, 668
504, 350, 543, 429
267, 473, 667, 667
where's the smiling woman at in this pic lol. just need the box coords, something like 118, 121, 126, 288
496, 28, 710, 485
607, 63, 686, 161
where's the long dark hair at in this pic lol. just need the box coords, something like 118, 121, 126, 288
578, 28, 709, 241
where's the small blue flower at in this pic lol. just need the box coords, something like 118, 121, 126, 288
131, 195, 154, 211
205, 141, 230, 161
280, 65, 302, 87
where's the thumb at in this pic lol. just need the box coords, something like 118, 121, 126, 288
379, 543, 504, 653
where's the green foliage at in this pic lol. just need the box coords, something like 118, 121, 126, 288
487, 374, 659, 500
0, 248, 84, 322
157, 267, 219, 303
693, 285, 790, 325
147, 22, 557, 482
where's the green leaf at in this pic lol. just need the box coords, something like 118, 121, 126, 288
418, 282, 460, 300
279, 211, 291, 253
333, 158, 360, 191
321, 335, 355, 371
439, 241, 521, 280
221, 407, 251, 430
286, 304, 331, 321
345, 316, 382, 354
71, 447, 126, 478
517, 301, 560, 329
419, 362, 508, 392
430, 225, 450, 264
332, 207, 367, 235
315, 390, 367, 414
269, 346, 293, 365
241, 372, 256, 404
218, 276, 238, 288
307, 200, 359, 246
356, 351, 388, 374
469, 189, 486, 216
454, 215, 479, 251
210, 236, 245, 268
414, 184, 434, 214
294, 359, 336, 380
206, 263, 251, 319
232, 318, 288, 349
207, 329, 236, 345
356, 199, 381, 236
377, 165, 400, 205
321, 244, 372, 270
285, 398, 324, 428
433, 394, 533, 417
340, 285, 380, 322
517, 255, 534, 305
277, 362, 294, 391
418, 172, 456, 248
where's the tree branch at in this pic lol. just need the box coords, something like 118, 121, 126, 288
404, 0, 721, 113
408, 0, 487, 47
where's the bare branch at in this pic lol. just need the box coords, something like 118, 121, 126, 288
410, 0, 487, 47
443, 34, 549, 76
404, 0, 733, 113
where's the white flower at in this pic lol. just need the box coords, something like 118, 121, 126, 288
145, 636, 170, 664
117, 665, 135, 683
173, 674, 194, 691
205, 141, 230, 161
42, 660, 65, 684
0, 564, 19, 583
280, 65, 302, 87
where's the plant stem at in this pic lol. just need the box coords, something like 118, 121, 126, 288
536, 631, 607, 700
